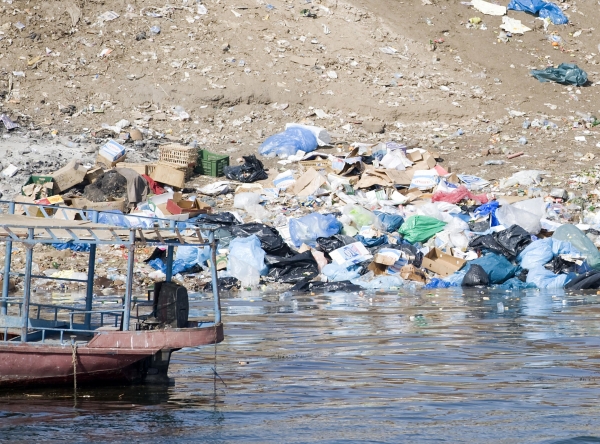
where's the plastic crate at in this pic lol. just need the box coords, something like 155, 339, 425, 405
159, 144, 197, 167
21, 175, 55, 199
195, 150, 230, 177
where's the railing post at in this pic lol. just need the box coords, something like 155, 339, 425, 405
2, 201, 15, 315
84, 211, 99, 329
165, 246, 174, 282
208, 231, 221, 324
21, 228, 34, 342
122, 229, 135, 331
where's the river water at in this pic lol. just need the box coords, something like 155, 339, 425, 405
1, 287, 600, 443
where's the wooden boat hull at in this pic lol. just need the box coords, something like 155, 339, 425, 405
0, 323, 224, 388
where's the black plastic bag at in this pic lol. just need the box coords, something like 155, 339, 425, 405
565, 271, 600, 290
223, 155, 268, 183
230, 223, 295, 257
290, 280, 363, 293
202, 277, 241, 292
316, 234, 356, 254
546, 255, 577, 274
190, 212, 240, 226
462, 264, 490, 287
469, 224, 531, 258
265, 251, 319, 283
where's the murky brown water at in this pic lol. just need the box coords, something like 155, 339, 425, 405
1, 287, 600, 443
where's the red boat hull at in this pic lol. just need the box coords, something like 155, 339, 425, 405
0, 323, 224, 388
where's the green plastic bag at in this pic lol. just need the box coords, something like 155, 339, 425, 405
398, 215, 446, 243
530, 63, 588, 87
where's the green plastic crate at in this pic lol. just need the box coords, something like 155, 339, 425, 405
195, 150, 230, 177
21, 175, 55, 199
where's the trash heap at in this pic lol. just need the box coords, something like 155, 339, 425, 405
11, 121, 600, 294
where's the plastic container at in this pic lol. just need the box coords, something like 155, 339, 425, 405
195, 149, 230, 177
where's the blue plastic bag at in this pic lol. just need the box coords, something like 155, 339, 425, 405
289, 213, 341, 247
507, 0, 568, 25
474, 201, 500, 227
176, 246, 211, 268
517, 238, 579, 269
97, 211, 130, 227
374, 211, 404, 233
322, 263, 362, 282
468, 253, 517, 284
424, 278, 452, 289
148, 258, 194, 275
355, 235, 387, 247
494, 277, 535, 290
258, 127, 318, 158
54, 242, 91, 252
526, 266, 575, 289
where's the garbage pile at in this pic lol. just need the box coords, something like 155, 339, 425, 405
11, 120, 600, 294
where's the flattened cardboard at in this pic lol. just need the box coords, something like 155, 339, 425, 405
422, 247, 467, 277
85, 166, 104, 184
291, 167, 326, 196
51, 160, 87, 193
373, 253, 397, 266
166, 197, 212, 216
400, 265, 427, 283
70, 197, 126, 213
150, 163, 186, 189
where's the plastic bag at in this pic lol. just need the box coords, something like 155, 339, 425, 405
54, 242, 90, 252
230, 223, 295, 257
531, 63, 587, 86
227, 235, 267, 287
526, 266, 575, 289
374, 211, 404, 233
233, 192, 261, 209
223, 155, 268, 183
517, 238, 576, 269
473, 201, 500, 227
431, 185, 489, 205
289, 213, 341, 248
317, 234, 356, 254
494, 224, 533, 257
496, 199, 546, 235
98, 211, 130, 227
500, 170, 547, 188
322, 263, 362, 282
553, 224, 600, 269
462, 264, 489, 287
265, 251, 319, 283
469, 253, 517, 284
398, 215, 446, 243
494, 277, 535, 290
258, 127, 318, 158
355, 235, 387, 248
148, 258, 194, 275
507, 0, 568, 25
343, 204, 376, 228
191, 212, 240, 226
565, 271, 600, 290
202, 277, 241, 292
176, 245, 211, 268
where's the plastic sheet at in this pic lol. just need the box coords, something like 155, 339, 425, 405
462, 264, 490, 287
290, 280, 363, 293
494, 277, 535, 290
531, 63, 587, 86
148, 258, 194, 275
54, 242, 90, 252
223, 155, 268, 183
398, 215, 446, 243
351, 275, 404, 289
289, 213, 341, 248
258, 127, 318, 157
526, 266, 575, 289
202, 277, 241, 292
507, 0, 568, 25
265, 251, 319, 283
230, 223, 295, 257
553, 224, 600, 269
431, 185, 489, 205
228, 235, 267, 286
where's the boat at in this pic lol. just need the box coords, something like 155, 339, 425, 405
0, 201, 223, 387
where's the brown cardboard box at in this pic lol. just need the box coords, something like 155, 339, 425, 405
117, 163, 148, 176
422, 248, 467, 277
85, 166, 104, 184
96, 153, 126, 168
166, 196, 212, 216
373, 253, 397, 266
51, 160, 88, 193
291, 167, 327, 196
150, 163, 186, 189
400, 265, 427, 283
70, 197, 126, 212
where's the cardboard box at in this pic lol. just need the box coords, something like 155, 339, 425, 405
21, 175, 54, 199
51, 160, 87, 193
154, 203, 190, 221
166, 196, 212, 217
70, 197, 126, 213
291, 167, 327, 196
96, 153, 126, 168
373, 253, 398, 266
400, 265, 427, 283
150, 163, 186, 189
422, 248, 467, 277
85, 166, 104, 184
117, 163, 148, 176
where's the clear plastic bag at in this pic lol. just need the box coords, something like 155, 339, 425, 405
343, 204, 376, 228
227, 235, 267, 286
553, 224, 600, 269
289, 213, 341, 247
496, 198, 546, 235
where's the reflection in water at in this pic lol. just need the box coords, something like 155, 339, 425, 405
1, 288, 600, 442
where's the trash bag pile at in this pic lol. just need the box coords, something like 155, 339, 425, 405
21, 122, 600, 293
